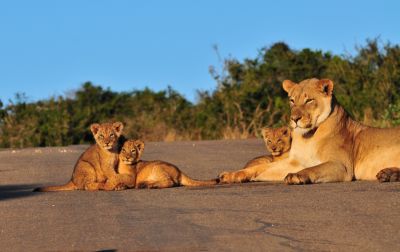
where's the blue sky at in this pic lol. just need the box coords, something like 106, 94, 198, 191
0, 0, 399, 104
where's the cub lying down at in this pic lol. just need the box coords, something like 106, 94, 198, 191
106, 139, 218, 189
219, 126, 292, 183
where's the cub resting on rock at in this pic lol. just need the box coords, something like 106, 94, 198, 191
106, 139, 219, 189
34, 122, 124, 192
220, 78, 400, 184
219, 126, 291, 183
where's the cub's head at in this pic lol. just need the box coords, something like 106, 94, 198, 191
282, 78, 334, 135
90, 122, 124, 150
119, 139, 145, 164
261, 126, 291, 156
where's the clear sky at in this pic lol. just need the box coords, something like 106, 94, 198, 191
0, 0, 399, 104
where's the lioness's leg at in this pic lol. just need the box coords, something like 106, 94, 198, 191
219, 157, 272, 184
219, 164, 268, 184
376, 167, 400, 182
252, 158, 303, 182
284, 161, 351, 185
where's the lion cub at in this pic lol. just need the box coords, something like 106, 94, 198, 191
245, 126, 292, 167
219, 126, 292, 183
111, 139, 218, 189
34, 122, 124, 192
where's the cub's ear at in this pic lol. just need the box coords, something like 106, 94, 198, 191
317, 79, 334, 96
90, 123, 101, 135
261, 128, 270, 139
282, 80, 296, 93
112, 122, 124, 135
281, 126, 290, 137
134, 140, 145, 152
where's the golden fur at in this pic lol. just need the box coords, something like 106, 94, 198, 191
218, 126, 292, 183
241, 78, 400, 184
34, 122, 124, 192
111, 139, 218, 189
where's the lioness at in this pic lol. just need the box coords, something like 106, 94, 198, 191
219, 126, 291, 183
112, 139, 218, 189
34, 122, 124, 192
221, 78, 400, 184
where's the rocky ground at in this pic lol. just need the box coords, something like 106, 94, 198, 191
1, 139, 399, 251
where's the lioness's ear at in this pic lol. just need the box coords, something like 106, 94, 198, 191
317, 79, 334, 96
282, 80, 296, 93
261, 128, 270, 139
90, 123, 100, 135
112, 122, 124, 135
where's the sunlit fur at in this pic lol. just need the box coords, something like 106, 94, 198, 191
218, 126, 292, 184
34, 122, 124, 192
251, 78, 400, 184
283, 78, 333, 135
114, 139, 218, 189
261, 126, 292, 157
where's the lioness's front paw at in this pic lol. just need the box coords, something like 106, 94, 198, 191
376, 167, 400, 182
218, 171, 248, 184
284, 173, 311, 185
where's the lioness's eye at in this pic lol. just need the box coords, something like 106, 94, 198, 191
110, 133, 115, 138
305, 99, 314, 104
277, 140, 283, 144
289, 98, 295, 104
131, 149, 136, 153
267, 140, 272, 144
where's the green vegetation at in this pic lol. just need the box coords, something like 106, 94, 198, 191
1, 39, 400, 148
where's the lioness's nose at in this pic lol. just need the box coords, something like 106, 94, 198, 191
291, 114, 301, 123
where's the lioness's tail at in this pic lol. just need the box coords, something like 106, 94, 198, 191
33, 181, 77, 192
180, 173, 219, 187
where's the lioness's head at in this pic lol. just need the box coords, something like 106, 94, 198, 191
119, 139, 145, 164
90, 122, 124, 150
261, 126, 291, 156
282, 78, 334, 135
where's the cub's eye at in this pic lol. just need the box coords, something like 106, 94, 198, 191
277, 140, 283, 144
131, 149, 136, 153
305, 99, 314, 104
98, 134, 104, 139
110, 133, 115, 138
122, 149, 126, 153
267, 140, 272, 144
289, 98, 295, 104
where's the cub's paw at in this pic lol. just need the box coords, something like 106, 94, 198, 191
284, 173, 311, 185
376, 167, 400, 182
114, 183, 128, 191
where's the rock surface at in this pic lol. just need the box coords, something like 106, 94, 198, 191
0, 139, 399, 251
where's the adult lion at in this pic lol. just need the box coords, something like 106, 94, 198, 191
219, 78, 400, 184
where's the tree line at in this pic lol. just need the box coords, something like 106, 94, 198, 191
1, 39, 400, 148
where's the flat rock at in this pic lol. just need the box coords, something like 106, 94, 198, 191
0, 139, 399, 251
